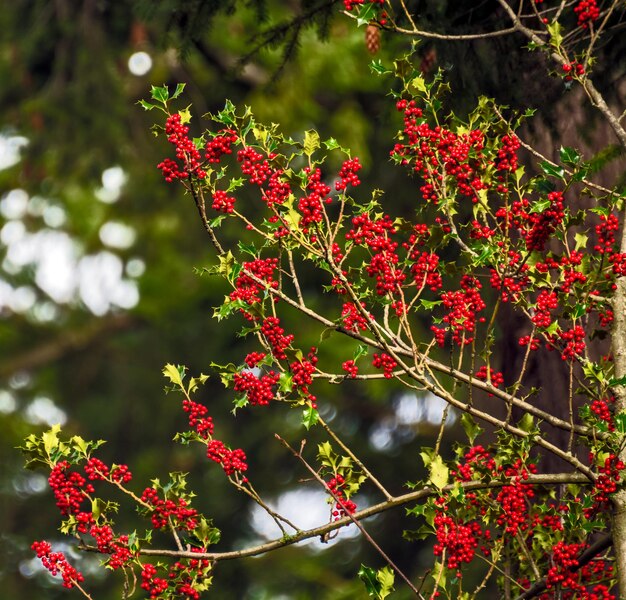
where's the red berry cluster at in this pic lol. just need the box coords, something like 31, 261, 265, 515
495, 134, 520, 173
343, 0, 384, 10
372, 352, 397, 378
525, 191, 565, 251
182, 398, 215, 439
245, 351, 266, 368
595, 213, 619, 253
205, 129, 237, 163
290, 347, 318, 405
532, 290, 559, 328
342, 359, 359, 378
141, 563, 169, 598
341, 301, 369, 333
230, 258, 279, 315
599, 309, 614, 327
470, 220, 495, 239
574, 0, 600, 28
157, 113, 206, 182
233, 369, 280, 406
392, 99, 487, 204
451, 445, 496, 482
206, 440, 248, 478
84, 457, 109, 480
587, 453, 625, 514
48, 461, 94, 516
140, 487, 199, 531
495, 459, 537, 535
327, 474, 357, 519
32, 540, 84, 589
212, 189, 236, 214
237, 147, 272, 185
75, 511, 94, 533
335, 157, 362, 191
169, 550, 213, 600
90, 525, 133, 569
299, 167, 331, 230
475, 366, 504, 388
489, 251, 530, 302
589, 397, 614, 431
260, 316, 294, 360
439, 275, 486, 345
410, 251, 442, 291
557, 324, 586, 360
519, 335, 541, 350
545, 541, 585, 590
562, 62, 586, 80
263, 169, 292, 208
433, 513, 482, 573
346, 213, 406, 297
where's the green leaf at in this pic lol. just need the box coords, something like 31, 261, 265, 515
353, 344, 369, 362
302, 406, 319, 430
431, 560, 447, 591
559, 146, 581, 166
188, 374, 209, 394
163, 363, 185, 389
358, 565, 395, 599
279, 372, 293, 393
138, 99, 156, 111
179, 107, 192, 125
461, 413, 483, 444
304, 130, 320, 156
370, 60, 391, 75
376, 566, 395, 598
574, 232, 588, 251
71, 435, 88, 455
518, 413, 535, 433
547, 21, 563, 47
529, 198, 551, 214
171, 83, 186, 99
359, 565, 380, 597
355, 3, 378, 27
317, 441, 336, 468
410, 75, 427, 93
151, 85, 169, 104
539, 160, 565, 179
43, 425, 62, 456
218, 251, 235, 277
428, 454, 449, 490
615, 412, 626, 434
419, 299, 442, 310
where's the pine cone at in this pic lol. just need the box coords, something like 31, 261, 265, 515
365, 23, 381, 55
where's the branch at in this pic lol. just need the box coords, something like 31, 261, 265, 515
78, 472, 589, 562
495, 0, 626, 150
514, 534, 613, 600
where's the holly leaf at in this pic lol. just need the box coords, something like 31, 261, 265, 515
302, 406, 319, 430
411, 75, 427, 93
188, 374, 210, 394
151, 85, 169, 104
547, 21, 563, 47
539, 161, 565, 179
163, 363, 185, 389
559, 146, 581, 166
43, 424, 62, 456
574, 232, 588, 251
428, 454, 449, 490
461, 413, 483, 444
304, 130, 320, 156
